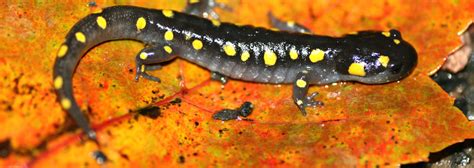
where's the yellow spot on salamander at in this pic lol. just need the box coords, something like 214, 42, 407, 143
190, 0, 200, 3
309, 49, 324, 63
287, 21, 295, 27
92, 9, 103, 14
192, 39, 203, 50
211, 19, 221, 27
96, 16, 107, 29
162, 10, 174, 18
164, 45, 173, 54
54, 76, 63, 89
241, 51, 250, 61
57, 44, 68, 58
75, 32, 86, 43
136, 17, 146, 31
378, 55, 390, 67
61, 98, 71, 110
393, 39, 400, 44
382, 31, 390, 37
296, 79, 307, 88
223, 43, 236, 56
348, 62, 366, 76
141, 65, 145, 72
164, 30, 174, 41
264, 50, 277, 66
139, 52, 148, 60
289, 48, 298, 60
270, 28, 279, 31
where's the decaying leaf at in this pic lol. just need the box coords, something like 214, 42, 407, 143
0, 0, 473, 167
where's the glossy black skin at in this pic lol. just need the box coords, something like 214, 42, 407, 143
335, 30, 417, 84
53, 5, 417, 163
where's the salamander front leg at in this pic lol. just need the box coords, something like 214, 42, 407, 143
135, 45, 177, 82
293, 71, 323, 116
268, 12, 312, 34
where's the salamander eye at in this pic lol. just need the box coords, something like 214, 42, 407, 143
389, 63, 402, 74
389, 29, 402, 38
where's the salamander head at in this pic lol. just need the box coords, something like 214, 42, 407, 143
336, 29, 417, 84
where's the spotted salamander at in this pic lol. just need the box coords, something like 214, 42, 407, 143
53, 4, 417, 163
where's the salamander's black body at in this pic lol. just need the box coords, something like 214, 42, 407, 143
53, 5, 417, 163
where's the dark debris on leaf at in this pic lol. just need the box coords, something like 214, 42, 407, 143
0, 139, 11, 158
213, 102, 254, 121
178, 155, 185, 164
137, 106, 161, 119
170, 98, 182, 106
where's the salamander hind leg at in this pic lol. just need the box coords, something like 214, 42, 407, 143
292, 71, 323, 116
135, 45, 177, 82
183, 0, 232, 18
268, 12, 312, 33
